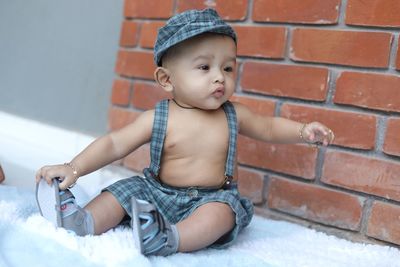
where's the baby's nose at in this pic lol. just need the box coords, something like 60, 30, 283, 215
213, 70, 225, 83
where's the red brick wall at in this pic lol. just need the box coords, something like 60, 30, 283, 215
110, 0, 400, 246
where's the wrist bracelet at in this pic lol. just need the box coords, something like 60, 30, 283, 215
64, 162, 79, 178
299, 123, 307, 141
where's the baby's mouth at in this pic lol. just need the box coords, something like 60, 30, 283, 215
212, 87, 225, 98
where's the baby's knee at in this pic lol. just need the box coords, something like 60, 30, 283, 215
205, 202, 235, 226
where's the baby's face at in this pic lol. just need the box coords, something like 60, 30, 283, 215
165, 33, 237, 110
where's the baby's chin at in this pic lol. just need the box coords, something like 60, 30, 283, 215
198, 101, 226, 110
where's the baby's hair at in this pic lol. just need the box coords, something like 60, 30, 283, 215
160, 45, 181, 67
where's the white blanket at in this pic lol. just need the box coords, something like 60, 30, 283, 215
1, 185, 399, 267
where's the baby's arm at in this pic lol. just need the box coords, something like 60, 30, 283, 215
234, 102, 334, 145
35, 110, 154, 190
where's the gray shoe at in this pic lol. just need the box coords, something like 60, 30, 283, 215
36, 178, 94, 236
59, 189, 94, 236
131, 197, 179, 256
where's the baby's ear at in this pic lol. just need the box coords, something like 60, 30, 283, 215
154, 67, 173, 92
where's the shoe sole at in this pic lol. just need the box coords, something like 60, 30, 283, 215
36, 179, 62, 227
130, 197, 144, 254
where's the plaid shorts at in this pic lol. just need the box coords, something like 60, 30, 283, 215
104, 175, 254, 249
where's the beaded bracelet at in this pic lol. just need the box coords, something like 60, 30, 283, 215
64, 162, 79, 178
299, 123, 308, 142
64, 162, 79, 188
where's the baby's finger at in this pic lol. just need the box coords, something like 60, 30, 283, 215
58, 177, 74, 191
322, 129, 334, 146
58, 179, 67, 190
304, 127, 315, 142
323, 137, 329, 146
35, 168, 43, 183
40, 166, 60, 185
316, 126, 329, 138
35, 166, 49, 184
329, 129, 335, 143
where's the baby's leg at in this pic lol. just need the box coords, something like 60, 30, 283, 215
84, 191, 126, 235
176, 202, 235, 252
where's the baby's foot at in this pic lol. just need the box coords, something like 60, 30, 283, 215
59, 189, 94, 236
36, 179, 94, 236
131, 197, 179, 256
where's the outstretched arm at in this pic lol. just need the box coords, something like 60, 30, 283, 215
36, 110, 154, 190
234, 102, 334, 145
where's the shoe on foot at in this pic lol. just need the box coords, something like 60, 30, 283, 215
131, 197, 179, 256
36, 178, 94, 236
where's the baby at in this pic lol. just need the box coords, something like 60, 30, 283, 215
36, 9, 334, 256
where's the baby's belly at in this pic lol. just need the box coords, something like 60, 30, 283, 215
158, 159, 227, 188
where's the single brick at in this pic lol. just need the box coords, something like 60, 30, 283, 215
139, 21, 164, 49
367, 201, 400, 245
177, 0, 248, 20
253, 0, 340, 24
383, 118, 400, 157
111, 79, 131, 106
241, 62, 329, 101
291, 28, 392, 68
124, 0, 173, 19
115, 50, 155, 79
120, 21, 139, 47
234, 26, 286, 58
334, 71, 400, 113
322, 151, 400, 201
346, 0, 400, 28
268, 177, 364, 230
237, 167, 265, 204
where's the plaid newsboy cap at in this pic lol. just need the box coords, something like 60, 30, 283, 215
154, 8, 237, 66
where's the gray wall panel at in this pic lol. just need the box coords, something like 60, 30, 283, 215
0, 0, 123, 136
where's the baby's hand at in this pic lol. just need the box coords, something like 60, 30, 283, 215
35, 163, 78, 190
300, 122, 334, 146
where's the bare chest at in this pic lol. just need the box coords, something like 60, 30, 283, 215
163, 109, 229, 157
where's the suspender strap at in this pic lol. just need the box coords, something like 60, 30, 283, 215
147, 99, 169, 177
222, 101, 237, 178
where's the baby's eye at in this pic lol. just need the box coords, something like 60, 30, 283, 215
198, 65, 209, 71
224, 66, 234, 72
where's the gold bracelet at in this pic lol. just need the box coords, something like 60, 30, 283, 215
64, 162, 79, 178
299, 123, 307, 141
